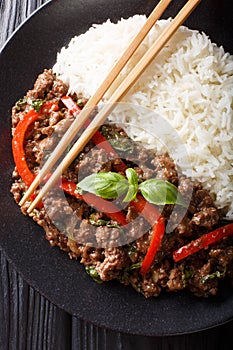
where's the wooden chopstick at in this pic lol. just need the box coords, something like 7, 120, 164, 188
19, 0, 173, 207
27, 0, 201, 213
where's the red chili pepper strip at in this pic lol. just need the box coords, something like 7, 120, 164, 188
140, 217, 165, 275
61, 95, 81, 115
12, 109, 39, 186
12, 102, 59, 187
173, 223, 233, 262
131, 195, 165, 274
130, 195, 160, 225
61, 179, 128, 226
12, 101, 59, 208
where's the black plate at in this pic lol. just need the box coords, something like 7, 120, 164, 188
0, 0, 232, 336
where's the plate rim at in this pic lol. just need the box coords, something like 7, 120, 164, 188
0, 0, 232, 337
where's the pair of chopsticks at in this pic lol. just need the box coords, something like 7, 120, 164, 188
20, 0, 201, 212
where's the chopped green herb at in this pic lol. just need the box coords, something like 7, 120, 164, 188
128, 244, 137, 261
42, 149, 51, 161
89, 215, 109, 227
16, 96, 27, 111
77, 98, 85, 108
85, 266, 103, 284
125, 262, 142, 271
201, 266, 226, 284
109, 138, 134, 152
100, 126, 134, 152
182, 268, 194, 287
118, 262, 142, 284
32, 99, 46, 112
88, 214, 124, 234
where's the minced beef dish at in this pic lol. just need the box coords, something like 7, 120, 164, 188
11, 69, 233, 298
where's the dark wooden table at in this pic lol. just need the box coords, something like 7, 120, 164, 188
0, 1, 232, 349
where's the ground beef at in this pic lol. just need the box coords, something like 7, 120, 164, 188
10, 70, 233, 299
167, 267, 184, 291
76, 148, 113, 178
26, 69, 68, 100
95, 247, 129, 281
190, 207, 219, 229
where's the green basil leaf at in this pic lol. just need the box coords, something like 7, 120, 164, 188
77, 172, 129, 199
139, 179, 185, 206
126, 168, 138, 187
123, 184, 137, 202
123, 168, 138, 202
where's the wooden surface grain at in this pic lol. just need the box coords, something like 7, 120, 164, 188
0, 1, 233, 349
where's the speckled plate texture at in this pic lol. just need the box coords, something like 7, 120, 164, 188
0, 0, 232, 336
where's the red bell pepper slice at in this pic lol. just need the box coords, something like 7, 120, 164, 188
173, 223, 233, 262
60, 95, 81, 115
12, 102, 59, 187
12, 109, 39, 186
130, 195, 160, 225
131, 195, 165, 274
140, 217, 165, 275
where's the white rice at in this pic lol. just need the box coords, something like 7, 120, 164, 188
53, 16, 233, 216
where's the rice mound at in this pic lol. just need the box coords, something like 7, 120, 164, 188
53, 15, 233, 216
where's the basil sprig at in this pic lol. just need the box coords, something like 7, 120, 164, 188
77, 168, 185, 207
